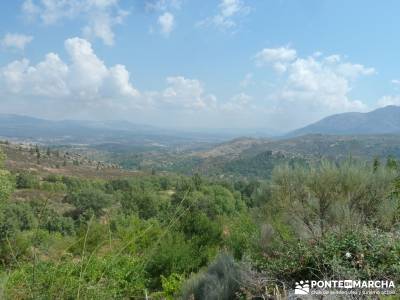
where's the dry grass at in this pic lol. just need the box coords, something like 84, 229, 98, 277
1, 143, 141, 180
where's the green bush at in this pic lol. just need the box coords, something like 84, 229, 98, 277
40, 181, 67, 192
120, 191, 160, 219
43, 174, 63, 183
257, 228, 400, 284
41, 211, 75, 235
0, 231, 33, 266
65, 188, 113, 218
145, 232, 202, 289
15, 172, 39, 189
222, 213, 259, 260
158, 273, 185, 300
269, 160, 397, 237
0, 170, 14, 206
4, 255, 148, 299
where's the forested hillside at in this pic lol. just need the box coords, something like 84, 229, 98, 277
0, 142, 399, 299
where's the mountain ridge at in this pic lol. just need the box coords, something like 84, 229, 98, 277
287, 105, 400, 137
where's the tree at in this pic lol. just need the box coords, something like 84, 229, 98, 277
65, 188, 112, 218
0, 170, 13, 205
386, 156, 398, 170
120, 191, 160, 219
373, 157, 380, 172
0, 150, 13, 204
16, 172, 39, 189
35, 145, 41, 164
0, 150, 15, 241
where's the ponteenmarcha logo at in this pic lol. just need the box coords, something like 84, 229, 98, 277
294, 280, 396, 295
295, 280, 310, 295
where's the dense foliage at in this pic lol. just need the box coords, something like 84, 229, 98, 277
0, 147, 399, 299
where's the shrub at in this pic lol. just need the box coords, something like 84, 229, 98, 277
41, 211, 75, 235
40, 181, 67, 192
15, 172, 39, 189
181, 253, 241, 300
0, 170, 14, 204
0, 202, 37, 239
120, 191, 160, 219
65, 188, 113, 218
4, 255, 148, 299
43, 174, 63, 183
270, 160, 397, 238
159, 273, 185, 300
145, 232, 202, 289
256, 227, 400, 284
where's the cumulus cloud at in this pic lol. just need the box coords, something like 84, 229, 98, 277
145, 0, 182, 11
0, 37, 224, 121
255, 46, 297, 65
199, 0, 250, 30
21, 0, 128, 45
157, 76, 217, 110
254, 46, 375, 129
221, 93, 252, 111
0, 37, 139, 102
146, 1, 180, 37
1, 33, 33, 50
255, 46, 297, 72
377, 95, 400, 107
158, 12, 175, 37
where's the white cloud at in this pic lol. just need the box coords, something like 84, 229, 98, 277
255, 46, 297, 65
21, 0, 128, 45
158, 76, 217, 110
0, 38, 224, 120
146, 0, 181, 11
254, 46, 297, 72
336, 63, 375, 79
240, 73, 253, 87
221, 92, 252, 111
377, 95, 400, 107
254, 46, 375, 129
391, 79, 400, 85
107, 65, 140, 97
147, 1, 180, 37
199, 0, 250, 30
158, 12, 175, 37
1, 33, 34, 50
0, 37, 138, 101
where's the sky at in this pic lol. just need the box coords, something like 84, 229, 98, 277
1, 0, 400, 132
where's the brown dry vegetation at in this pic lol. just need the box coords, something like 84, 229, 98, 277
1, 142, 140, 180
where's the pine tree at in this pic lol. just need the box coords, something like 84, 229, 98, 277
36, 145, 41, 164
373, 157, 380, 172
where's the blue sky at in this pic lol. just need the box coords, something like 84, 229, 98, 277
1, 0, 399, 131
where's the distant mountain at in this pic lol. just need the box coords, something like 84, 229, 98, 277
287, 105, 400, 137
0, 114, 231, 147
0, 114, 191, 146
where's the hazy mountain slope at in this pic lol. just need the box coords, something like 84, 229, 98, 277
288, 105, 400, 137
0, 114, 222, 147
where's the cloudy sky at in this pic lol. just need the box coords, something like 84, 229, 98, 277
0, 0, 399, 131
